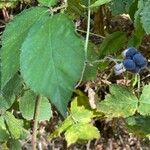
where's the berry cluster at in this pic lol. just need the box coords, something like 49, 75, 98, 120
114, 47, 148, 75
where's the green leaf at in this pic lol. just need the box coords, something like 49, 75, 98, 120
90, 0, 111, 8
1, 7, 48, 89
73, 91, 91, 110
99, 31, 127, 58
128, 0, 138, 20
0, 117, 9, 141
4, 112, 23, 139
65, 123, 100, 146
138, 84, 150, 115
0, 127, 9, 141
20, 13, 85, 116
110, 0, 134, 15
126, 115, 150, 139
49, 116, 74, 139
7, 139, 21, 150
37, 0, 57, 6
0, 95, 13, 114
2, 73, 23, 100
0, 116, 6, 130
70, 97, 93, 123
19, 91, 52, 121
97, 84, 138, 118
50, 98, 99, 144
0, 73, 23, 113
141, 0, 150, 34
66, 0, 86, 18
128, 0, 145, 48
83, 43, 99, 81
0, 0, 18, 8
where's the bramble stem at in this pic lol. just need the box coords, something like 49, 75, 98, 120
75, 0, 91, 88
32, 95, 41, 150
137, 74, 141, 98
76, 29, 105, 39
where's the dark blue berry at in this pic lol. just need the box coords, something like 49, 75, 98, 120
123, 59, 136, 71
133, 53, 148, 68
125, 47, 138, 59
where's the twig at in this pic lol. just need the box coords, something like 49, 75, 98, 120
2, 7, 10, 22
32, 95, 41, 150
75, 0, 91, 88
76, 29, 105, 39
137, 74, 140, 98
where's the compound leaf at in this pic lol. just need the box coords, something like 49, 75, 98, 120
1, 7, 48, 89
97, 84, 138, 118
138, 84, 150, 115
19, 91, 52, 121
20, 13, 85, 116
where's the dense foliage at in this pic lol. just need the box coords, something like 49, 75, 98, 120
0, 0, 150, 149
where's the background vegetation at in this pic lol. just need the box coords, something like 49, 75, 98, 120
0, 0, 150, 149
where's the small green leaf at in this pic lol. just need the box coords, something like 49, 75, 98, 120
65, 123, 100, 146
0, 117, 9, 141
141, 0, 150, 34
126, 115, 150, 139
90, 0, 111, 8
0, 95, 14, 114
1, 7, 48, 89
20, 13, 85, 116
128, 0, 138, 20
0, 0, 18, 8
2, 73, 23, 100
66, 0, 86, 18
49, 116, 74, 139
83, 43, 99, 81
128, 0, 145, 48
0, 116, 6, 130
37, 0, 57, 6
70, 97, 93, 123
4, 112, 23, 139
138, 84, 150, 115
100, 31, 127, 57
7, 139, 21, 150
19, 91, 52, 121
110, 0, 134, 15
97, 84, 138, 118
73, 91, 91, 109
0, 128, 9, 141
0, 73, 23, 113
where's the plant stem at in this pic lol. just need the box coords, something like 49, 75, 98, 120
84, 0, 91, 60
76, 29, 105, 39
32, 95, 41, 150
137, 74, 140, 98
75, 0, 91, 88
